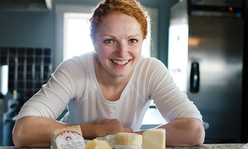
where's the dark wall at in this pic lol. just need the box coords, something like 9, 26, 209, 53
0, 0, 178, 67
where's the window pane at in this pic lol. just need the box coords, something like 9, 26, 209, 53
67, 18, 94, 59
64, 13, 94, 60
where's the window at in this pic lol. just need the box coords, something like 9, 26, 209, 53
63, 13, 94, 60
63, 12, 152, 61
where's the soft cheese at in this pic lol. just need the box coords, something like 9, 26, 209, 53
51, 125, 86, 149
142, 129, 166, 149
114, 132, 142, 146
86, 139, 112, 149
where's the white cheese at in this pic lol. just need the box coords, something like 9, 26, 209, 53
51, 125, 86, 149
142, 129, 166, 149
114, 132, 142, 146
86, 139, 112, 149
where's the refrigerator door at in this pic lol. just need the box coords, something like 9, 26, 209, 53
187, 16, 244, 142
190, 0, 243, 7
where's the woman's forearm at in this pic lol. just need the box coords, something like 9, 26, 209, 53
12, 116, 99, 148
134, 118, 205, 146
158, 118, 205, 146
12, 117, 132, 148
13, 116, 64, 148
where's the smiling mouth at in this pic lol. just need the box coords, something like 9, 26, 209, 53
111, 59, 131, 65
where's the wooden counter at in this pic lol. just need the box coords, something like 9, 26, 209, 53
0, 144, 247, 149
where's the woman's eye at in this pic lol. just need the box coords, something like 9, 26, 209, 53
129, 39, 138, 43
104, 39, 114, 44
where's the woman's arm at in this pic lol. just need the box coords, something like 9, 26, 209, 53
12, 116, 96, 148
12, 116, 132, 148
159, 118, 205, 146
136, 118, 205, 146
143, 59, 205, 145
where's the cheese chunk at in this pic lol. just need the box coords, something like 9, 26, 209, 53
86, 139, 112, 149
142, 129, 166, 149
114, 132, 142, 146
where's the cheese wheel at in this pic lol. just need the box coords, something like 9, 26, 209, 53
53, 125, 82, 137
114, 132, 142, 146
51, 125, 86, 149
142, 128, 166, 149
86, 139, 112, 149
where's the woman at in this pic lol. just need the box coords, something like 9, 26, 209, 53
12, 0, 205, 147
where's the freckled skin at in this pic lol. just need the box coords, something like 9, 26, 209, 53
93, 12, 143, 79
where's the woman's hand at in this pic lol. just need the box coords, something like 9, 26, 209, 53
97, 119, 133, 137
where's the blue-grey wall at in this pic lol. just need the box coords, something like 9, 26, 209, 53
0, 11, 54, 47
0, 0, 179, 69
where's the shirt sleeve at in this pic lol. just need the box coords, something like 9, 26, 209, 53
16, 58, 82, 120
148, 58, 203, 122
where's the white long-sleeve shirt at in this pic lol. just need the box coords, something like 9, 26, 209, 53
17, 51, 202, 131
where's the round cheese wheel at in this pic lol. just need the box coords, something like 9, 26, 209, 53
114, 132, 142, 146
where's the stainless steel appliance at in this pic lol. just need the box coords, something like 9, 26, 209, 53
168, 0, 244, 142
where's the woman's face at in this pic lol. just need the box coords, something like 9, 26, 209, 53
94, 12, 143, 78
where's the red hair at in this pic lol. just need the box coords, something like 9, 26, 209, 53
90, 0, 148, 41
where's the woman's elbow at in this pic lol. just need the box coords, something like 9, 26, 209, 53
13, 135, 22, 148
191, 120, 205, 146
194, 130, 205, 146
12, 123, 25, 148
12, 117, 33, 148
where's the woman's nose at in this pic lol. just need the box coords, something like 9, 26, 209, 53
116, 43, 128, 57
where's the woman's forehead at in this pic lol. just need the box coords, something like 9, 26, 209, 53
96, 13, 143, 37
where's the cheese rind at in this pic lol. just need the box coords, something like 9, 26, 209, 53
54, 125, 82, 137
86, 139, 112, 149
114, 132, 142, 146
142, 129, 166, 149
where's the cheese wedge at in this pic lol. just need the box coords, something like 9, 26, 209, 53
114, 132, 142, 146
86, 139, 112, 149
142, 128, 166, 149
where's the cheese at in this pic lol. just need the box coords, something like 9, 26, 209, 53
53, 125, 83, 137
51, 125, 86, 149
86, 139, 112, 149
114, 132, 142, 146
142, 129, 166, 149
